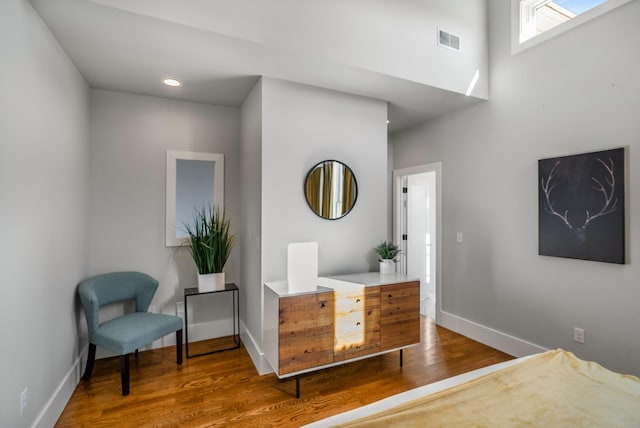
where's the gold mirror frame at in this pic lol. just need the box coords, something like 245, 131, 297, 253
304, 160, 358, 220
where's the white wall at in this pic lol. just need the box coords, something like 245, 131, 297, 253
392, 0, 640, 375
239, 79, 264, 370
243, 78, 388, 372
261, 78, 388, 282
0, 1, 90, 426
88, 90, 241, 349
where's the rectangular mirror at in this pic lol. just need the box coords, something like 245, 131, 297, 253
166, 150, 224, 247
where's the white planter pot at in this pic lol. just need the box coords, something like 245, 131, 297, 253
379, 259, 396, 275
197, 272, 226, 292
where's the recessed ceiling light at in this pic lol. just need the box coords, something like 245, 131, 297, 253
163, 78, 182, 87
386, 119, 390, 124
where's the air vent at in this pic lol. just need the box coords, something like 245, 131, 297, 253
438, 29, 460, 51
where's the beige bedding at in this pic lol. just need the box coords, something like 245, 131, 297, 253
334, 349, 640, 427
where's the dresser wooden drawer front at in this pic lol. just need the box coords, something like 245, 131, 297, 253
334, 310, 381, 361
335, 287, 380, 312
382, 281, 419, 300
279, 292, 333, 333
380, 319, 420, 350
380, 281, 420, 351
279, 335, 335, 375
278, 292, 334, 374
334, 286, 381, 362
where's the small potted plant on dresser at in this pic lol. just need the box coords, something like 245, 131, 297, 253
184, 205, 235, 292
375, 241, 400, 275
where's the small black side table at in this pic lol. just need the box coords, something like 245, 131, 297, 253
184, 283, 240, 358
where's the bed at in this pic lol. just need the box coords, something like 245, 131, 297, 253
304, 349, 640, 427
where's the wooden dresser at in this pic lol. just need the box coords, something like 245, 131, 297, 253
264, 273, 420, 381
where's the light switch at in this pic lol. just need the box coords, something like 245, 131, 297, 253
456, 232, 463, 243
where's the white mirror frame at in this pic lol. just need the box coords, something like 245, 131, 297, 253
166, 150, 224, 247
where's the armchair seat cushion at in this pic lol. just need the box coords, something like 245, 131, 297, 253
92, 312, 183, 355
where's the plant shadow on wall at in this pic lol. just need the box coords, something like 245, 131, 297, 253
538, 148, 625, 264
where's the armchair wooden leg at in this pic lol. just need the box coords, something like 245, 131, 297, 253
176, 329, 183, 365
120, 354, 130, 396
83, 343, 96, 381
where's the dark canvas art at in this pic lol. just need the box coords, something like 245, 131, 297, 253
538, 148, 625, 264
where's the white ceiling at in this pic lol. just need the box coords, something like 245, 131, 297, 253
30, 0, 483, 132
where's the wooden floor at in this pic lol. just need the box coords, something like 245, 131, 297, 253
56, 317, 512, 427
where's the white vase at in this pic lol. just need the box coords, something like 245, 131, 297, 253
197, 272, 226, 292
380, 259, 395, 275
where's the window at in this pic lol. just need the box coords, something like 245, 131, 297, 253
512, 0, 633, 54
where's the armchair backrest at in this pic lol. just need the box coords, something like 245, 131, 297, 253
78, 272, 159, 340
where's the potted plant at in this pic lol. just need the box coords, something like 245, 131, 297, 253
184, 205, 235, 292
375, 241, 400, 275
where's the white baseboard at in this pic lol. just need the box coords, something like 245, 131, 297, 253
240, 320, 273, 375
33, 344, 88, 428
439, 311, 547, 357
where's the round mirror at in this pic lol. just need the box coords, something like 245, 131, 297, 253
304, 160, 358, 220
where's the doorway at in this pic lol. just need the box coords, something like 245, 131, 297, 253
393, 163, 442, 322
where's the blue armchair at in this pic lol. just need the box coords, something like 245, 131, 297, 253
78, 272, 183, 396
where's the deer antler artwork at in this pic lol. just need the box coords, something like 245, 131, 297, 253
540, 160, 572, 228
541, 157, 618, 231
582, 158, 618, 229
538, 148, 624, 264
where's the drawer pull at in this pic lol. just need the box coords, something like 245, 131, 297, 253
356, 299, 361, 303
388, 294, 393, 298
356, 322, 361, 326
321, 302, 326, 308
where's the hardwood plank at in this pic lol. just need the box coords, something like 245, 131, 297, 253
56, 317, 513, 427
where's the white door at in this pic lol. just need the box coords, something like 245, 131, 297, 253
394, 163, 441, 322
407, 173, 436, 318
407, 176, 427, 316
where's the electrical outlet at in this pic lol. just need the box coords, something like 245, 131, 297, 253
456, 232, 463, 243
148, 305, 156, 314
574, 327, 585, 344
20, 388, 28, 415
176, 301, 184, 315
